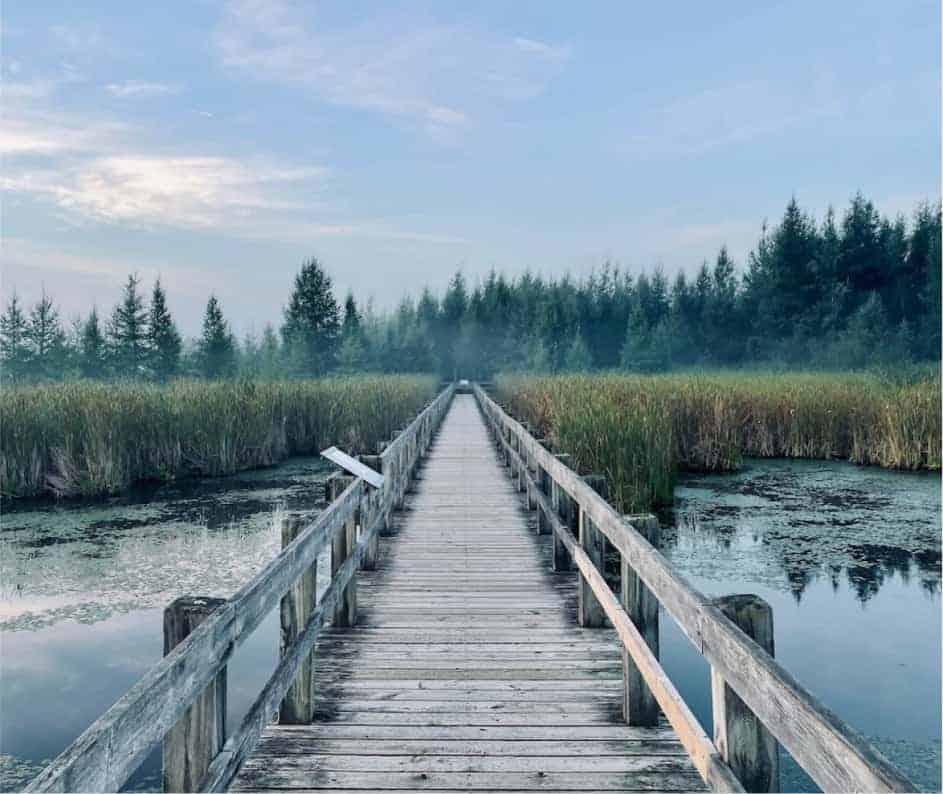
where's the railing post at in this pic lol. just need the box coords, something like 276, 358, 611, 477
621, 514, 660, 727
712, 595, 780, 793
278, 515, 316, 724
162, 596, 227, 793
536, 463, 552, 535
526, 438, 545, 511
551, 453, 573, 572
578, 475, 608, 628
360, 454, 385, 564
330, 474, 357, 627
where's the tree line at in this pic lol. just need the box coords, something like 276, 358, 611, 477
1, 193, 940, 383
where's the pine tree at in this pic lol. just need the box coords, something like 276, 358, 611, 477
562, 330, 593, 371
838, 193, 884, 299
710, 246, 741, 363
27, 288, 66, 379
258, 323, 281, 379
147, 278, 182, 380
199, 295, 237, 378
281, 257, 340, 376
108, 274, 149, 377
620, 303, 652, 371
80, 308, 106, 378
0, 293, 31, 381
337, 292, 369, 372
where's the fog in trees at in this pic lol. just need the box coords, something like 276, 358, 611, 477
2, 194, 939, 383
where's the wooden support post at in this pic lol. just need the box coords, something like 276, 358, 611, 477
552, 454, 573, 572
526, 458, 539, 510
712, 595, 780, 793
621, 514, 660, 727
162, 596, 227, 793
525, 438, 544, 511
360, 453, 387, 551
278, 515, 316, 724
578, 475, 608, 628
536, 464, 552, 535
331, 475, 357, 627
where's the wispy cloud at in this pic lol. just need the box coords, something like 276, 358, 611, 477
3, 155, 327, 229
105, 80, 181, 98
215, 0, 570, 138
1, 103, 465, 245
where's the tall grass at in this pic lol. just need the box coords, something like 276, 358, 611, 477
1, 376, 438, 499
496, 372, 941, 512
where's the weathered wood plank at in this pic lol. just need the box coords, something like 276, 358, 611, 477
232, 768, 703, 791
279, 515, 316, 724
163, 597, 227, 794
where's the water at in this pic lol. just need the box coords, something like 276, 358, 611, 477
0, 458, 332, 792
658, 458, 941, 792
2, 456, 940, 792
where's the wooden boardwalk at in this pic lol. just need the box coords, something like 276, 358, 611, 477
28, 385, 913, 794
232, 395, 705, 792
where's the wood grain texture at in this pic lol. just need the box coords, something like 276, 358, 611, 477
279, 516, 317, 725
232, 395, 704, 793
163, 597, 228, 794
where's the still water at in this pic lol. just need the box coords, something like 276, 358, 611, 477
659, 459, 941, 792
1, 457, 940, 792
0, 459, 332, 792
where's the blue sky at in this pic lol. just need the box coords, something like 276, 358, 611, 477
2, 0, 939, 335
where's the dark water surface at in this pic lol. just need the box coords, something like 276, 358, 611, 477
659, 459, 941, 792
0, 459, 332, 792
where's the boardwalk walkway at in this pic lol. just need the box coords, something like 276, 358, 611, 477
233, 394, 704, 792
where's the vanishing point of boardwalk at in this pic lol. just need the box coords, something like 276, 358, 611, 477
233, 394, 702, 791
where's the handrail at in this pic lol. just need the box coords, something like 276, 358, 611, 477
474, 383, 914, 794
26, 383, 456, 794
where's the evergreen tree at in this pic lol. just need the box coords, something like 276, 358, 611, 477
838, 193, 885, 300
620, 303, 652, 371
0, 293, 31, 381
439, 271, 468, 378
281, 257, 340, 376
27, 288, 66, 379
108, 274, 149, 377
258, 323, 281, 379
562, 330, 593, 371
80, 308, 107, 378
199, 295, 237, 378
147, 278, 182, 380
709, 246, 741, 363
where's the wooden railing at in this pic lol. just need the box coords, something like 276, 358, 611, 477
25, 384, 456, 794
474, 384, 915, 794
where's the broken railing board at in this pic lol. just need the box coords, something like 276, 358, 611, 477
321, 447, 384, 488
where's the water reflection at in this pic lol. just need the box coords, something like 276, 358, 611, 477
661, 458, 941, 603
659, 458, 941, 792
0, 457, 330, 792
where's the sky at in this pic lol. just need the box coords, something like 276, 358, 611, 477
2, 0, 940, 336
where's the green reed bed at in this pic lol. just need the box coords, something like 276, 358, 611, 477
1, 376, 438, 499
496, 372, 940, 512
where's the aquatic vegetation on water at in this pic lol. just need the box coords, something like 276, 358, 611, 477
0, 376, 437, 499
496, 372, 941, 511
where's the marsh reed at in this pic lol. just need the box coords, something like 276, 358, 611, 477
496, 372, 940, 512
1, 376, 438, 499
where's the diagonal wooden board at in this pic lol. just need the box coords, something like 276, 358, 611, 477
321, 446, 384, 488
